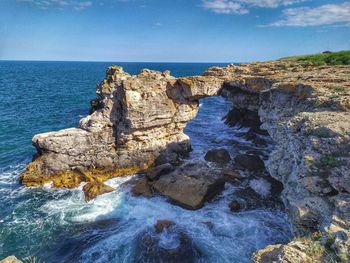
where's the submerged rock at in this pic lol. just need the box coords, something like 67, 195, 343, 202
229, 200, 241, 212
204, 148, 231, 164
154, 220, 176, 233
135, 227, 201, 263
152, 162, 225, 209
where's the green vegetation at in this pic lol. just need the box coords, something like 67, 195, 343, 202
320, 155, 339, 168
281, 50, 350, 65
328, 85, 347, 94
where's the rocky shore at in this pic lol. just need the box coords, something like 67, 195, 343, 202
21, 61, 350, 262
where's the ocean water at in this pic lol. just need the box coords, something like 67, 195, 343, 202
0, 61, 291, 262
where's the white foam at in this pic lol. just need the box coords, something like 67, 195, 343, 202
249, 179, 271, 198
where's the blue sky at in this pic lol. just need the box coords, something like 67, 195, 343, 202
0, 0, 349, 62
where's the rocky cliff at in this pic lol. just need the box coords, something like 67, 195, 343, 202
21, 61, 350, 261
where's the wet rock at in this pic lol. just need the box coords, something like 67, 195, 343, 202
82, 182, 114, 202
234, 154, 265, 171
229, 200, 241, 212
0, 256, 22, 263
154, 220, 176, 233
152, 162, 225, 209
230, 187, 284, 211
265, 176, 284, 196
221, 168, 244, 185
135, 228, 201, 263
204, 148, 231, 164
146, 163, 174, 181
132, 177, 153, 198
221, 168, 242, 178
253, 137, 267, 147
202, 221, 214, 229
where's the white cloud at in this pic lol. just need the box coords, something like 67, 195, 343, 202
267, 2, 350, 26
202, 0, 248, 14
17, 0, 93, 10
202, 0, 304, 14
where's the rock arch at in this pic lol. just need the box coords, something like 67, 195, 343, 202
21, 63, 350, 249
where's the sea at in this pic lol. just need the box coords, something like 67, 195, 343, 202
0, 61, 291, 262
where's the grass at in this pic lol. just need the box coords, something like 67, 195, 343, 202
328, 85, 348, 95
280, 50, 350, 65
320, 155, 339, 168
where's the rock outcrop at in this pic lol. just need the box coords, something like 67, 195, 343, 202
0, 256, 22, 263
21, 60, 350, 260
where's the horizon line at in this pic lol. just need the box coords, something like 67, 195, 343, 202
0, 59, 247, 64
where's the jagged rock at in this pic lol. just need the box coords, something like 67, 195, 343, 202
0, 256, 22, 263
132, 177, 153, 198
21, 66, 196, 193
152, 162, 225, 209
146, 163, 174, 181
204, 148, 231, 164
234, 154, 265, 171
82, 182, 114, 202
154, 220, 176, 233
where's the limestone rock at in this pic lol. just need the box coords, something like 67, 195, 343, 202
152, 162, 225, 209
146, 163, 174, 181
132, 177, 153, 198
252, 243, 311, 263
82, 182, 114, 202
0, 257, 22, 263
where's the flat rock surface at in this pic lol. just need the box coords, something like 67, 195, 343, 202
152, 162, 225, 209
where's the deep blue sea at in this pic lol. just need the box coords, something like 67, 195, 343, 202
0, 61, 291, 262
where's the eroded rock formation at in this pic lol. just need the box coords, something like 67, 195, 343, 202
21, 61, 350, 261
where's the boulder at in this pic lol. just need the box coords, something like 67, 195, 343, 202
82, 182, 114, 202
234, 154, 265, 171
146, 163, 174, 181
154, 220, 176, 233
132, 177, 153, 198
152, 163, 225, 209
204, 148, 231, 164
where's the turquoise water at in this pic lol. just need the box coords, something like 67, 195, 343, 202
0, 61, 291, 262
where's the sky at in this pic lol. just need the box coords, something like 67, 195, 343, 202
0, 0, 350, 62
